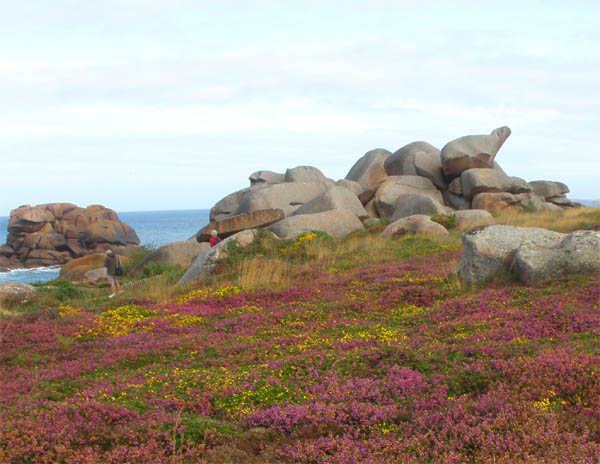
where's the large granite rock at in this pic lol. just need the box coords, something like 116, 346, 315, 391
460, 225, 600, 285
441, 126, 511, 180
267, 210, 364, 240
391, 193, 447, 221
236, 182, 331, 216
1, 204, 139, 268
515, 231, 600, 285
528, 180, 569, 200
249, 170, 285, 186
210, 187, 254, 221
176, 229, 262, 286
381, 214, 449, 239
345, 148, 392, 189
453, 209, 495, 232
335, 179, 363, 196
0, 281, 39, 305
285, 166, 330, 184
448, 193, 471, 210
472, 192, 523, 214
459, 225, 564, 284
293, 186, 367, 217
384, 142, 447, 189
461, 169, 531, 199
197, 209, 285, 242
128, 241, 211, 278
374, 176, 444, 218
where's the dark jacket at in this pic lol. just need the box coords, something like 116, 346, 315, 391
104, 254, 119, 276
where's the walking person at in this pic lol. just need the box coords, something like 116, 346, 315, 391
209, 229, 222, 248
104, 249, 122, 298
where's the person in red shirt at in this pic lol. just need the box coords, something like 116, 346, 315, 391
209, 230, 222, 247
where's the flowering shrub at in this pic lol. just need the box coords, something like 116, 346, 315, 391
1, 251, 599, 463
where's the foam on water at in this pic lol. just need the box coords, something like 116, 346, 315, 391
0, 266, 61, 284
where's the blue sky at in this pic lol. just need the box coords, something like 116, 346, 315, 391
1, 0, 599, 216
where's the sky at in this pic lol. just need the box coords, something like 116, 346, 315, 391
1, 0, 599, 216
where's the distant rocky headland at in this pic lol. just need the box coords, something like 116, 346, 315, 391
0, 204, 139, 270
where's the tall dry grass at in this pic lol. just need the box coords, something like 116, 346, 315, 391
219, 257, 295, 290
493, 207, 600, 233
124, 275, 179, 304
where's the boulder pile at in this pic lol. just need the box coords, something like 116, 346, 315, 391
197, 126, 575, 245
0, 203, 140, 268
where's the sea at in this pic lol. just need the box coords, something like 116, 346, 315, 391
0, 209, 210, 284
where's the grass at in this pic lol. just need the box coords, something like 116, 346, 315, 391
493, 206, 600, 232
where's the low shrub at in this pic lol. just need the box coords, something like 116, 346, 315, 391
430, 213, 457, 230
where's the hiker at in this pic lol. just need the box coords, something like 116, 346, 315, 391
104, 249, 121, 298
209, 229, 222, 247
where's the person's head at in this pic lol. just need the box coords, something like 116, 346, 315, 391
210, 230, 218, 237
106, 249, 113, 256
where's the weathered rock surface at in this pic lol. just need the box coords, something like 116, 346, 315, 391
335, 179, 363, 196
61, 253, 110, 280
128, 241, 211, 278
1, 204, 139, 268
285, 166, 330, 184
460, 225, 600, 285
472, 192, 522, 214
210, 187, 254, 221
249, 170, 285, 186
461, 169, 531, 199
197, 209, 285, 242
293, 187, 367, 217
384, 142, 446, 189
267, 210, 364, 240
374, 176, 444, 217
86, 268, 108, 285
0, 281, 38, 305
453, 209, 495, 232
441, 126, 511, 180
514, 231, 600, 285
448, 193, 471, 210
177, 230, 262, 286
236, 182, 331, 216
381, 214, 449, 238
459, 225, 564, 284
345, 149, 391, 189
528, 180, 569, 200
391, 193, 447, 221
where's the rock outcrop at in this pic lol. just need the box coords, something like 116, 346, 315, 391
380, 214, 449, 238
292, 186, 367, 218
0, 204, 139, 268
345, 149, 391, 189
0, 281, 39, 306
197, 209, 285, 242
384, 142, 447, 189
441, 126, 512, 180
459, 225, 599, 285
176, 229, 262, 286
127, 241, 211, 278
267, 210, 364, 240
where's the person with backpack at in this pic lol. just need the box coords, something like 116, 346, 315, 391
209, 230, 222, 247
104, 249, 122, 298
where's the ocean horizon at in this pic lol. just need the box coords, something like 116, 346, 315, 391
0, 208, 211, 284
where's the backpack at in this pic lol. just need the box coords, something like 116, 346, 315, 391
115, 256, 124, 276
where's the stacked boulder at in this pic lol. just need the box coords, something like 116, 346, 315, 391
198, 126, 576, 246
0, 203, 139, 268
